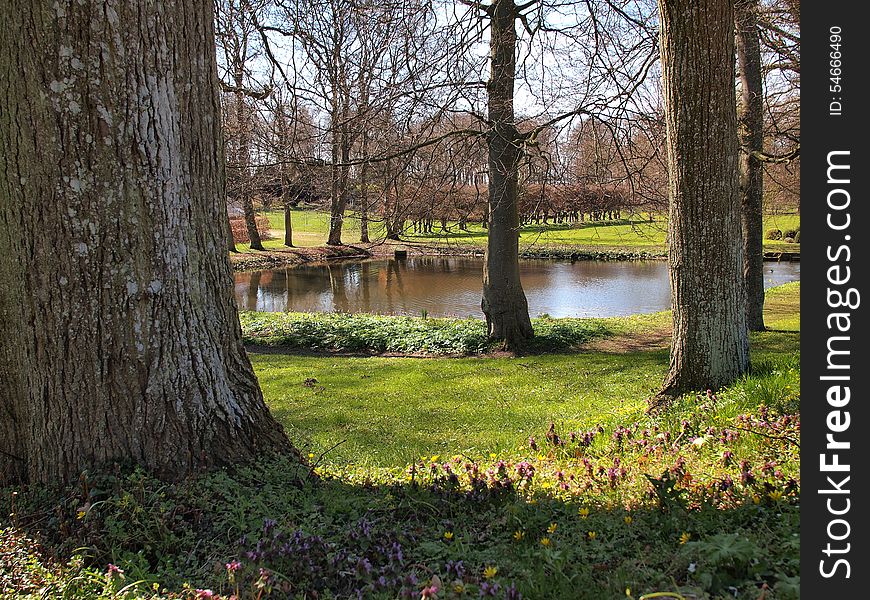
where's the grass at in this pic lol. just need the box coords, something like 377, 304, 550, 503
250, 286, 797, 468
234, 209, 801, 254
2, 284, 800, 599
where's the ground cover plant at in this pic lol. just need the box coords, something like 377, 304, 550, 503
1, 284, 800, 599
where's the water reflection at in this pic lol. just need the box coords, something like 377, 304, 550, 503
234, 257, 800, 319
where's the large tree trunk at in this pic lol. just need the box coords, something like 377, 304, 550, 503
0, 0, 294, 485
481, 0, 533, 350
658, 0, 749, 395
736, 0, 766, 331
234, 68, 264, 251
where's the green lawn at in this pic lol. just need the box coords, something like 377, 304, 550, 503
252, 283, 799, 468
238, 208, 800, 254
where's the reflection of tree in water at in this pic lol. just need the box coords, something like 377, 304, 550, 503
246, 271, 261, 311
360, 262, 372, 312
326, 263, 350, 312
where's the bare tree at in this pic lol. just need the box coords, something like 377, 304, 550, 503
736, 0, 766, 331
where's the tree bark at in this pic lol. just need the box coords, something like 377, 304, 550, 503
736, 0, 766, 331
0, 0, 294, 484
234, 67, 264, 251
481, 0, 533, 350
283, 202, 295, 247
658, 0, 749, 395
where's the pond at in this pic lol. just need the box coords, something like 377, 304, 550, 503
234, 257, 800, 319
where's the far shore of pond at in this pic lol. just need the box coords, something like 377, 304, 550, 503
229, 237, 800, 273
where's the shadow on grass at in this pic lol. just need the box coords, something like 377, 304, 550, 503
1, 456, 800, 600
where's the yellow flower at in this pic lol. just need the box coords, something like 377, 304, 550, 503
443, 531, 454, 541
625, 587, 632, 597
453, 583, 466, 593
308, 453, 315, 459
540, 537, 551, 547
578, 507, 590, 518
587, 531, 597, 540
76, 510, 86, 520
679, 532, 691, 544
483, 565, 498, 579
623, 515, 633, 525
513, 530, 525, 542
752, 494, 761, 504
489, 453, 497, 459
547, 522, 558, 534
431, 455, 440, 462
768, 490, 784, 502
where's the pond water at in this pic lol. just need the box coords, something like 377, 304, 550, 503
234, 257, 800, 319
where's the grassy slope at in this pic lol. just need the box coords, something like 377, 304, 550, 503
236, 209, 801, 254
252, 283, 799, 468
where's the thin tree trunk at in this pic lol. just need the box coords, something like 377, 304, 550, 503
235, 68, 264, 251
0, 0, 294, 484
359, 131, 370, 244
736, 0, 766, 331
284, 201, 294, 247
658, 0, 749, 395
481, 0, 533, 350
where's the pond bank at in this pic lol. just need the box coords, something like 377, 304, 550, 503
229, 238, 799, 273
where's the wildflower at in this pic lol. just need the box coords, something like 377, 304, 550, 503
76, 510, 86, 520
625, 588, 632, 597
483, 565, 498, 579
752, 494, 761, 504
540, 537, 551, 547
587, 531, 597, 540
679, 532, 691, 545
226, 560, 242, 572
513, 530, 525, 542
768, 489, 784, 502
479, 581, 500, 596
489, 453, 497, 459
453, 583, 466, 594
547, 522, 558, 534
431, 455, 440, 462
504, 582, 522, 600
308, 452, 315, 459
420, 584, 439, 598
578, 507, 590, 518
443, 531, 454, 541
106, 564, 124, 579
194, 591, 215, 599
623, 515, 633, 525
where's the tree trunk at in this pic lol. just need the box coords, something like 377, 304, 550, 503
359, 134, 370, 244
658, 0, 749, 395
736, 0, 765, 331
235, 68, 264, 251
284, 202, 294, 247
481, 0, 533, 350
326, 120, 350, 246
0, 0, 294, 484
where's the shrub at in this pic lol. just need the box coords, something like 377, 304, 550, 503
765, 228, 783, 240
230, 215, 273, 243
